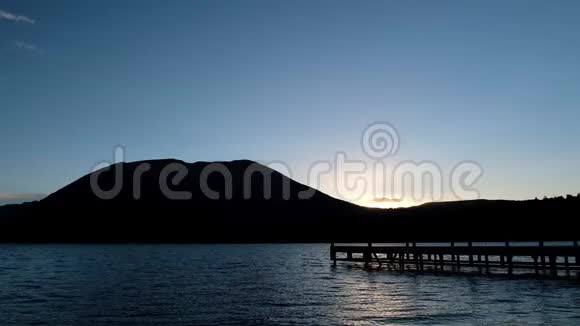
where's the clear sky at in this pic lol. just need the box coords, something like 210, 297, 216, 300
1, 0, 579, 206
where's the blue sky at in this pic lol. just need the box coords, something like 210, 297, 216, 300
1, 0, 579, 206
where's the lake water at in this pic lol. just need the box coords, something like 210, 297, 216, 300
1, 244, 579, 325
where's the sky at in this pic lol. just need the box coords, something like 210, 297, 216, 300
1, 0, 580, 207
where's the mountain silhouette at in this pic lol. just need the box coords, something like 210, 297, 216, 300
0, 160, 369, 242
0, 159, 578, 242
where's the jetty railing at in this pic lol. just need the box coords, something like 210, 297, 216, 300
330, 241, 580, 277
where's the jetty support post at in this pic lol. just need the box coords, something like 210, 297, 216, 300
484, 254, 489, 272
419, 249, 424, 271
505, 241, 512, 275
373, 252, 382, 267
574, 241, 579, 267
331, 242, 336, 266
533, 255, 539, 275
540, 241, 546, 269
549, 255, 557, 275
364, 242, 372, 267
450, 241, 455, 263
468, 241, 474, 266
412, 242, 419, 270
400, 250, 406, 270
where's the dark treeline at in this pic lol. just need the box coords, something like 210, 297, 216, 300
534, 195, 580, 202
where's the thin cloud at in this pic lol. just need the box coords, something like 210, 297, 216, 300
0, 193, 45, 206
0, 9, 35, 24
370, 197, 402, 203
15, 41, 41, 53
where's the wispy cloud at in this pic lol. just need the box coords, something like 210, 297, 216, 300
370, 197, 402, 203
0, 9, 35, 24
15, 41, 41, 53
0, 193, 45, 206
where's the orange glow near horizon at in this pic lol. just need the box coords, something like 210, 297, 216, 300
356, 198, 421, 209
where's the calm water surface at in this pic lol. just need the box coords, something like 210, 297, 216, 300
1, 244, 579, 325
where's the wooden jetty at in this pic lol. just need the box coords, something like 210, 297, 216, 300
331, 241, 580, 278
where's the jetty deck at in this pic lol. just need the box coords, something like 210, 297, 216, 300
331, 241, 580, 278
